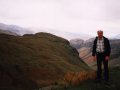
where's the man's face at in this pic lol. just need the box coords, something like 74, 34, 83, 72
97, 31, 103, 38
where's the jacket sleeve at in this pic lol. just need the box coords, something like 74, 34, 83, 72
92, 38, 97, 56
106, 39, 111, 56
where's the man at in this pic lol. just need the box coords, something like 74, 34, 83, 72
92, 30, 111, 83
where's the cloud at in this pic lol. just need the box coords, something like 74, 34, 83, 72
0, 0, 120, 38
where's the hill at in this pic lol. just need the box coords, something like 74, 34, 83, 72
0, 33, 92, 90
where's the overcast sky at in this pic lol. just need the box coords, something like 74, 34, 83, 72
0, 0, 120, 38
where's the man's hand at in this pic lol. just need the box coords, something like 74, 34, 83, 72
105, 56, 109, 61
93, 56, 96, 61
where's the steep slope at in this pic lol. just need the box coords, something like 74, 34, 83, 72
109, 39, 120, 67
70, 38, 95, 66
0, 33, 91, 89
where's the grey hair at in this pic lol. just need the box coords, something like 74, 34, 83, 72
97, 30, 103, 33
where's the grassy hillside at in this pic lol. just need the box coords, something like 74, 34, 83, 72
0, 33, 92, 90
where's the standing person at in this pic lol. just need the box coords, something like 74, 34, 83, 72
92, 30, 111, 83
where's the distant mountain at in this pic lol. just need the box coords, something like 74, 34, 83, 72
28, 27, 93, 40
0, 23, 93, 40
112, 34, 120, 39
0, 23, 33, 35
0, 29, 18, 36
0, 32, 92, 89
70, 39, 84, 49
59, 32, 93, 40
70, 38, 95, 49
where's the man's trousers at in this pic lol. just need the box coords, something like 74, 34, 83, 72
96, 52, 109, 81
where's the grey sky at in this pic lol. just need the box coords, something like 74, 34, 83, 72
0, 0, 120, 38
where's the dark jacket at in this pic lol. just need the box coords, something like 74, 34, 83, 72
92, 36, 111, 56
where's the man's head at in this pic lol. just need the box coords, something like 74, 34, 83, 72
97, 30, 103, 39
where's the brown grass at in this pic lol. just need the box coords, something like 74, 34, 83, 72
63, 70, 96, 86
